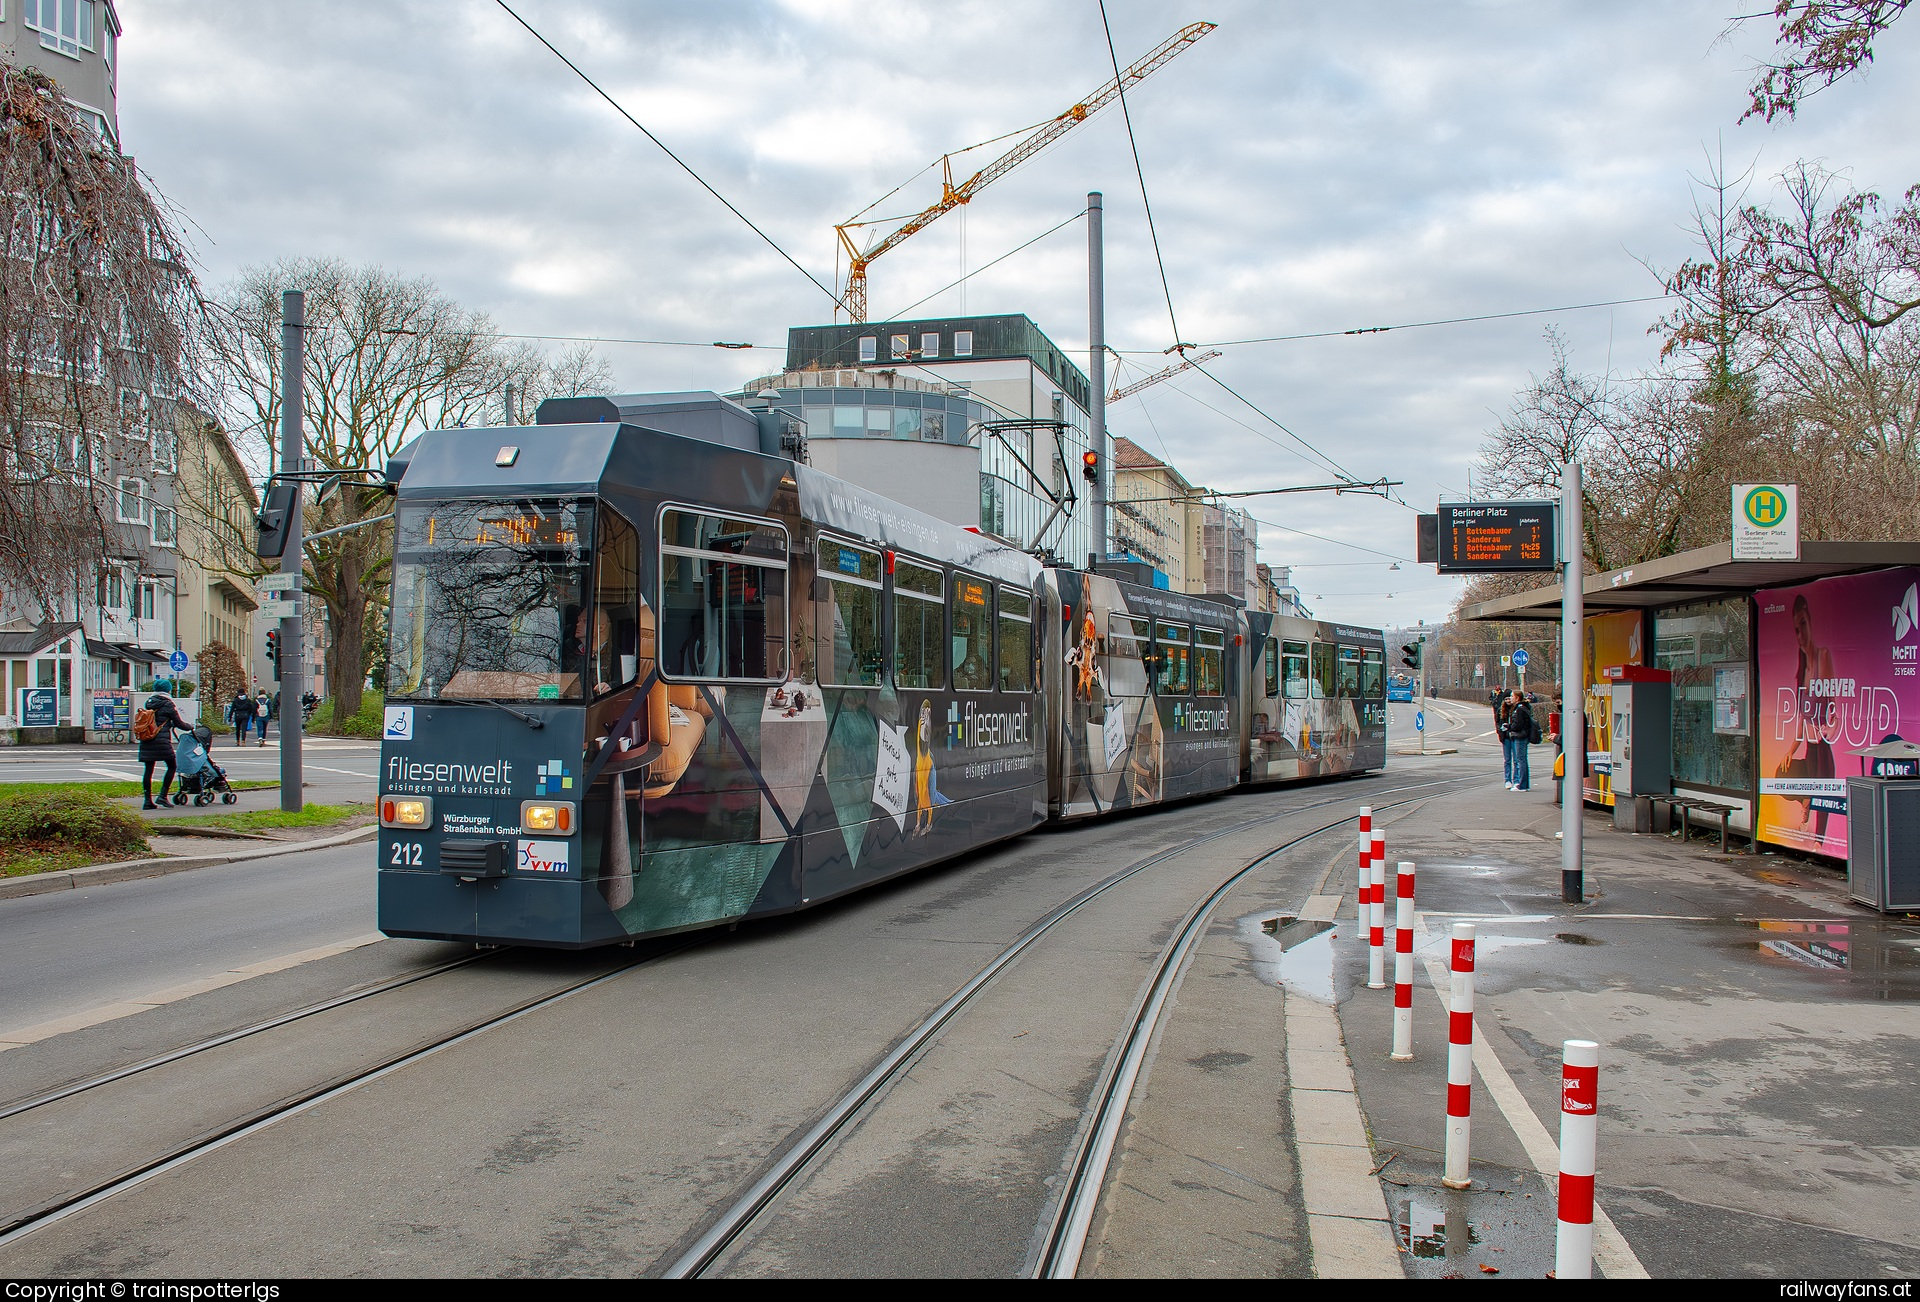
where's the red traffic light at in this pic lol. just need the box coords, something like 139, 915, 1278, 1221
1081, 449, 1099, 481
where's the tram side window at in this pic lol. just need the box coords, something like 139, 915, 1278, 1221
998, 587, 1033, 692
817, 538, 882, 687
588, 508, 640, 696
893, 559, 945, 689
1106, 615, 1150, 698
1310, 642, 1336, 699
953, 576, 993, 690
1363, 648, 1385, 698
1264, 638, 1280, 699
1194, 627, 1225, 697
1338, 645, 1364, 699
1156, 622, 1191, 695
658, 508, 789, 681
1283, 641, 1309, 699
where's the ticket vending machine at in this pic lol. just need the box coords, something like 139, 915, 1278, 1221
1606, 665, 1671, 831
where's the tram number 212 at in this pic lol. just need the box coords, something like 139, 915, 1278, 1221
389, 842, 425, 867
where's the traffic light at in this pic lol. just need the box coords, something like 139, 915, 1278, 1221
1081, 449, 1099, 483
266, 629, 281, 681
1400, 639, 1423, 671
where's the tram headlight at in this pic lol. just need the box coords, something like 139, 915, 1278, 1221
521, 800, 575, 834
380, 796, 433, 828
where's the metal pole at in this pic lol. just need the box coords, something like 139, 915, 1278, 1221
1418, 640, 1428, 753
1561, 460, 1584, 902
505, 382, 515, 427
279, 291, 305, 813
1086, 191, 1107, 570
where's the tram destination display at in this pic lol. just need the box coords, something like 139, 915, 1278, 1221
1433, 500, 1557, 574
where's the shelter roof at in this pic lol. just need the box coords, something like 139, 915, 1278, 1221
1460, 540, 1920, 623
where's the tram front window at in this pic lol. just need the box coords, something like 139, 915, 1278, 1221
387, 498, 595, 701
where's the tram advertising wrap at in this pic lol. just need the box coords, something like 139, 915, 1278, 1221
374, 415, 1387, 950
1756, 567, 1920, 858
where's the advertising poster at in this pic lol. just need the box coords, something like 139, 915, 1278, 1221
1756, 567, 1920, 858
1581, 610, 1644, 807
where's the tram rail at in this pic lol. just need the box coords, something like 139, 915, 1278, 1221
0, 770, 1474, 1264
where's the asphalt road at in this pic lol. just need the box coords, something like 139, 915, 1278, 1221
0, 838, 380, 1033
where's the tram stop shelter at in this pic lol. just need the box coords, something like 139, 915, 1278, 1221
1459, 540, 1920, 862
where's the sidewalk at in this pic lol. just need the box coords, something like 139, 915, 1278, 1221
1326, 774, 1920, 1278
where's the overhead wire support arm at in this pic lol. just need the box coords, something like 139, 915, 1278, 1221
834, 20, 1216, 321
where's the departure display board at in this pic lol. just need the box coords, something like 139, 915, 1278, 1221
1435, 500, 1557, 574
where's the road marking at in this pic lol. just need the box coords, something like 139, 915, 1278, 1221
1414, 915, 1650, 1279
83, 767, 142, 780
0, 933, 385, 1051
305, 765, 374, 777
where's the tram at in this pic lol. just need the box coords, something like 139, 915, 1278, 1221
375, 405, 1386, 948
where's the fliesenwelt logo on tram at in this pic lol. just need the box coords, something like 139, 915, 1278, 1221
946, 700, 1031, 748
385, 755, 515, 796
1172, 703, 1230, 732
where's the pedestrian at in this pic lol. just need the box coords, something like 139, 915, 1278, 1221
1504, 690, 1537, 791
1493, 689, 1515, 785
255, 689, 271, 746
134, 689, 184, 809
228, 688, 251, 748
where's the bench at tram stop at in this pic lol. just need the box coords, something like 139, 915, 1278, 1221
1643, 793, 1740, 854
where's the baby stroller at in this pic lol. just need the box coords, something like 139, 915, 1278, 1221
174, 724, 238, 806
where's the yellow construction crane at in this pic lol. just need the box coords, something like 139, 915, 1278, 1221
834, 20, 1216, 324
1108, 348, 1222, 403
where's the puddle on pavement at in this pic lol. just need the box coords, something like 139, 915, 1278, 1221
1239, 910, 1337, 1002
1737, 918, 1920, 996
1388, 1175, 1558, 1280
1399, 1190, 1481, 1259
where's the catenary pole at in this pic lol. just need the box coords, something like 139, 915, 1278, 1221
1561, 460, 1583, 902
1087, 191, 1107, 571
279, 291, 305, 813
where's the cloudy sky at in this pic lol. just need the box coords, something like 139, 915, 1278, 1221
124, 0, 1920, 628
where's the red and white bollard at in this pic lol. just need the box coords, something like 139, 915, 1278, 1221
1390, 862, 1415, 1060
1356, 807, 1372, 919
1367, 829, 1387, 989
1556, 1039, 1600, 1278
1442, 921, 1475, 1188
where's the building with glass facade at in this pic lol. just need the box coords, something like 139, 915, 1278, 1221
739, 314, 1094, 566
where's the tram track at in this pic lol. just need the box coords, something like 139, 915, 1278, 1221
0, 766, 1475, 1268
665, 770, 1484, 1278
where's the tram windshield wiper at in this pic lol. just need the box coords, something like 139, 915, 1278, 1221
437, 697, 546, 729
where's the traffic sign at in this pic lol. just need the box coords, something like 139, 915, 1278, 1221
1415, 711, 1425, 732
1500, 654, 1511, 667
258, 599, 297, 619
168, 649, 189, 674
257, 573, 301, 594
1511, 648, 1530, 669
1731, 483, 1799, 560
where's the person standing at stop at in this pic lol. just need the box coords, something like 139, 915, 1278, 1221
1504, 690, 1536, 791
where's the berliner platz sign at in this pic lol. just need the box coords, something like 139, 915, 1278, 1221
1732, 483, 1799, 561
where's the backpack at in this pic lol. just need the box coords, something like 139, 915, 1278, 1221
133, 707, 158, 741
1528, 710, 1543, 745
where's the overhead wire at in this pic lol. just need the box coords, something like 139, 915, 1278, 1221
880, 208, 1087, 321
1189, 295, 1676, 349
1097, 0, 1183, 348
494, 0, 842, 311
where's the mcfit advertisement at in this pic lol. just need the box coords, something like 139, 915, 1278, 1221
1757, 566, 1920, 857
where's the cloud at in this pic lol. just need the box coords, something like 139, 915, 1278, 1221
121, 0, 1920, 626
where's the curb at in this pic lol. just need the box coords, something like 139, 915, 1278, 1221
0, 823, 378, 902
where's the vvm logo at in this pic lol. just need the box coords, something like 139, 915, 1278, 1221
1743, 485, 1789, 529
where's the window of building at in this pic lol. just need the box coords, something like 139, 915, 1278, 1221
151, 426, 177, 475
120, 387, 149, 440
953, 331, 973, 357
858, 335, 877, 363
658, 507, 789, 682
151, 505, 177, 548
998, 587, 1032, 692
891, 559, 944, 689
1338, 645, 1364, 699
817, 537, 882, 687
865, 408, 890, 435
1363, 648, 1384, 699
136, 579, 155, 621
1310, 641, 1336, 699
920, 332, 940, 358
116, 476, 144, 523
833, 406, 863, 435
1194, 627, 1225, 697
27, 0, 93, 57
951, 575, 993, 690
1051, 393, 1065, 424
892, 408, 921, 439
891, 333, 911, 360
1155, 622, 1190, 695
922, 411, 945, 442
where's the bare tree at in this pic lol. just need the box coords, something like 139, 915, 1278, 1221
0, 66, 201, 623
205, 259, 613, 724
1735, 0, 1913, 123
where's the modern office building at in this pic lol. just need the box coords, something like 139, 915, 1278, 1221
739, 314, 1096, 565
